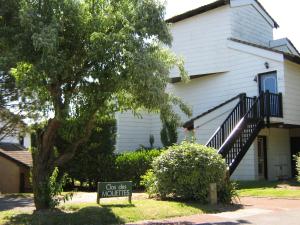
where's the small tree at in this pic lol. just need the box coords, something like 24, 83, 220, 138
160, 119, 178, 147
149, 134, 155, 148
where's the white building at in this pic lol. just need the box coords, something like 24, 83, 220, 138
0, 117, 31, 149
116, 0, 300, 181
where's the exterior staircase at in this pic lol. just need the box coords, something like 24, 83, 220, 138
206, 91, 283, 175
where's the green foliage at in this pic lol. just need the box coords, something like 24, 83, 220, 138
1, 0, 191, 209
295, 154, 300, 182
160, 119, 178, 147
142, 142, 236, 203
140, 170, 159, 197
38, 167, 73, 208
1, 0, 191, 124
115, 149, 162, 189
64, 118, 117, 187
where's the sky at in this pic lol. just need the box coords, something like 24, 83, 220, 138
166, 0, 300, 50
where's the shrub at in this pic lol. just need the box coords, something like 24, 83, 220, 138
142, 142, 236, 203
115, 149, 162, 189
295, 154, 300, 182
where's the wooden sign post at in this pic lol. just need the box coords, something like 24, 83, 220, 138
97, 181, 132, 204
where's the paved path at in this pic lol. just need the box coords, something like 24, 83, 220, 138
128, 197, 300, 225
0, 195, 34, 211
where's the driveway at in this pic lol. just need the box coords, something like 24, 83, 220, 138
0, 195, 35, 211
129, 197, 300, 225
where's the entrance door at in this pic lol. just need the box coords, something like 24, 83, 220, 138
290, 137, 300, 177
259, 71, 278, 94
257, 136, 268, 180
259, 72, 278, 116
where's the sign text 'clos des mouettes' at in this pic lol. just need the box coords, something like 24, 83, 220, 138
97, 181, 132, 204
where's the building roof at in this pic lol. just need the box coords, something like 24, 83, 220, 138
166, 0, 228, 23
0, 143, 32, 168
166, 0, 279, 28
229, 38, 300, 65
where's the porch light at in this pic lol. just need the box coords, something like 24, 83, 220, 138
253, 75, 258, 82
264, 62, 270, 69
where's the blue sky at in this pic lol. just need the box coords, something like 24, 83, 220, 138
166, 0, 300, 50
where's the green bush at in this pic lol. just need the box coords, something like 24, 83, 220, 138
295, 154, 300, 182
142, 142, 236, 203
115, 149, 162, 189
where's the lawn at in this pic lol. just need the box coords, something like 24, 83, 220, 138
237, 180, 300, 198
0, 199, 216, 225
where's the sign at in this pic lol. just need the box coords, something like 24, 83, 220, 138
97, 181, 132, 204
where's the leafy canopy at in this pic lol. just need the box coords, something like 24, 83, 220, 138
1, 0, 190, 136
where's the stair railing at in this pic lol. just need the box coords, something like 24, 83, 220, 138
218, 92, 265, 158
206, 94, 255, 149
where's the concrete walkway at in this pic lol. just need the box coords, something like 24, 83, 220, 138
128, 197, 300, 225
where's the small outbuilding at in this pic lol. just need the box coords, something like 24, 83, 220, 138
0, 143, 32, 193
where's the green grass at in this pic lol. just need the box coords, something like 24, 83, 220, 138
237, 180, 300, 198
0, 199, 215, 225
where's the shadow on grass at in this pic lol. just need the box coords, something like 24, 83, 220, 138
143, 219, 251, 225
183, 201, 244, 214
4, 206, 125, 225
102, 203, 135, 208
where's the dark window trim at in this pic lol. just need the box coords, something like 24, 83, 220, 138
258, 70, 278, 93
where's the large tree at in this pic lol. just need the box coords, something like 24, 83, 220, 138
0, 0, 190, 210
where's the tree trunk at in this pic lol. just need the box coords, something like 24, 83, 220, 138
32, 159, 53, 210
31, 119, 60, 211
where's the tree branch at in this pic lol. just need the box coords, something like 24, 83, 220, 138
53, 113, 97, 167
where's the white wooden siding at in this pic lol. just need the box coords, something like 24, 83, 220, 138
1, 133, 31, 149
283, 61, 300, 125
116, 112, 162, 152
169, 5, 231, 77
231, 145, 256, 180
168, 44, 284, 180
193, 100, 239, 144
230, 1, 274, 46
260, 128, 291, 180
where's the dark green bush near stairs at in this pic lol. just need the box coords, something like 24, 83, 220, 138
141, 142, 237, 203
115, 149, 162, 189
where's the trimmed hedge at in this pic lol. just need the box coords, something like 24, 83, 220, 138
115, 149, 162, 189
141, 142, 237, 203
